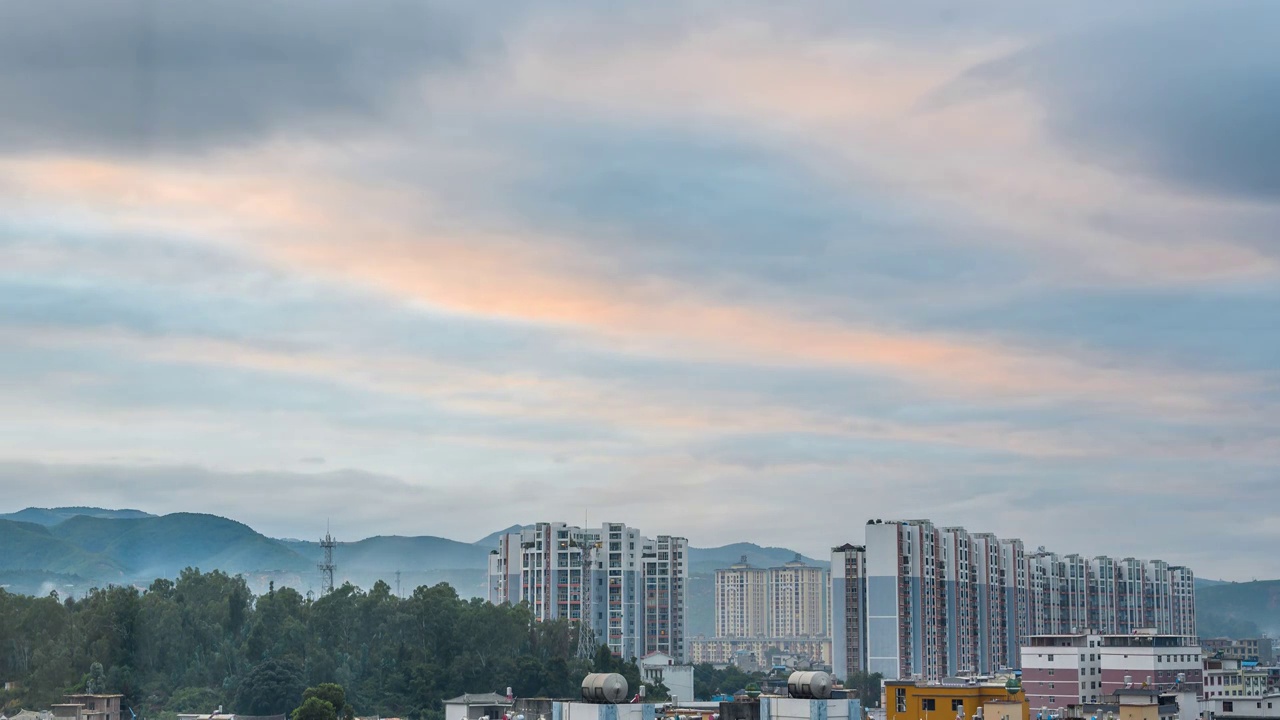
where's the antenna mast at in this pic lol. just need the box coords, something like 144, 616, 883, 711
319, 524, 337, 595
573, 537, 600, 659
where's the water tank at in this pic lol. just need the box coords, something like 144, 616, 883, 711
788, 671, 833, 699
581, 673, 629, 704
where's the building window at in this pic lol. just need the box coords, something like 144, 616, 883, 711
897, 689, 907, 712
922, 699, 936, 712
953, 701, 965, 712
1049, 669, 1055, 676
1048, 655, 1055, 661
1049, 698, 1055, 704
1223, 702, 1233, 712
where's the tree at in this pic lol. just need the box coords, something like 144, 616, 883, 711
846, 670, 884, 708
0, 569, 634, 720
168, 687, 224, 713
291, 697, 337, 720
84, 662, 106, 694
693, 663, 765, 700
235, 658, 307, 716
645, 681, 671, 701
302, 684, 351, 720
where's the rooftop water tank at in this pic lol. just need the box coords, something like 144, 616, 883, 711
581, 673, 629, 704
788, 671, 833, 699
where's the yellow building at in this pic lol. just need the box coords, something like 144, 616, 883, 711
885, 679, 1030, 720
1114, 689, 1177, 720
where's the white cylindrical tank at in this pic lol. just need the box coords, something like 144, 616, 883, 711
581, 673, 629, 704
788, 671, 833, 699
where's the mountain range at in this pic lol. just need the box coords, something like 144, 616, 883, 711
0, 507, 1272, 640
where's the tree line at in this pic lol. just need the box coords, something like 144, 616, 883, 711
0, 569, 671, 720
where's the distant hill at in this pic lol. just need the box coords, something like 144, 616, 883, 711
683, 543, 828, 638
285, 535, 492, 571
0, 506, 154, 526
688, 573, 716, 637
473, 525, 527, 548
0, 519, 128, 579
50, 513, 313, 579
689, 542, 828, 575
1197, 580, 1280, 637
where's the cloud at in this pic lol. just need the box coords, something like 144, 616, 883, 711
958, 2, 1280, 200
1, 0, 1278, 582
488, 9, 1280, 287
2, 154, 1262, 424
0, 0, 480, 155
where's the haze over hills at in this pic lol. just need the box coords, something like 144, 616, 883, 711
1196, 580, 1280, 638
0, 506, 1274, 642
0, 506, 155, 525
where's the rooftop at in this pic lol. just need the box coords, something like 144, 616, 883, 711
443, 694, 513, 706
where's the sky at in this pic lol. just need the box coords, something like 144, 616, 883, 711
1, 1, 1278, 580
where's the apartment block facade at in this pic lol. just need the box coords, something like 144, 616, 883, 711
1021, 631, 1203, 707
836, 519, 1195, 682
715, 557, 770, 638
485, 521, 689, 661
713, 554, 828, 639
831, 543, 867, 681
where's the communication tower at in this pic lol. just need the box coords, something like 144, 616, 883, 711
571, 537, 601, 659
319, 527, 337, 595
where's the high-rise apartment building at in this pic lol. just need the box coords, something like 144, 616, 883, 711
771, 556, 828, 638
864, 519, 948, 681
715, 557, 769, 637
485, 521, 689, 661
830, 543, 866, 681
713, 554, 828, 640
642, 534, 689, 660
843, 519, 1195, 682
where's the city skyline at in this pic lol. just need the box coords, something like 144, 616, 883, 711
835, 519, 1196, 682
2, 0, 1278, 580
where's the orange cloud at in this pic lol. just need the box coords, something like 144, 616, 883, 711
0, 151, 1257, 429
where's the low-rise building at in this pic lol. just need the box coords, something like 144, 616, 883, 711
444, 693, 514, 720
1111, 689, 1181, 720
1020, 632, 1202, 708
884, 677, 1029, 720
718, 697, 863, 720
640, 653, 694, 704
5, 711, 54, 720
53, 695, 123, 720
689, 636, 830, 667
1206, 694, 1280, 720
1203, 658, 1276, 699
1203, 640, 1275, 666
